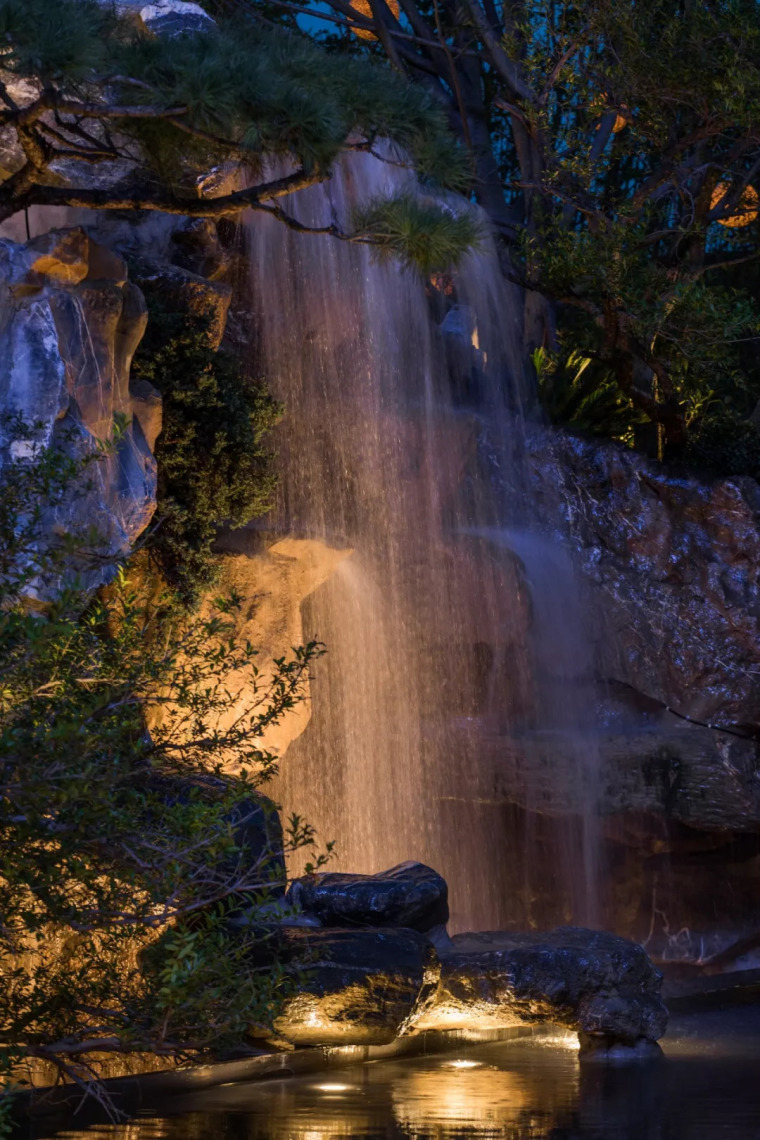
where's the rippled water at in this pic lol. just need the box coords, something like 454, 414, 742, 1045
29, 1009, 760, 1140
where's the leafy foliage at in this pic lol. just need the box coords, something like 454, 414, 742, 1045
0, 437, 325, 1115
533, 347, 650, 447
0, 0, 476, 272
354, 193, 484, 274
131, 298, 280, 602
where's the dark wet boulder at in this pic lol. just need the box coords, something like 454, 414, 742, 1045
224, 793, 286, 895
286, 861, 449, 934
411, 927, 667, 1050
143, 775, 286, 901
271, 927, 440, 1046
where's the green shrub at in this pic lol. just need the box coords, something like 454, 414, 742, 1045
0, 437, 326, 1121
132, 300, 281, 602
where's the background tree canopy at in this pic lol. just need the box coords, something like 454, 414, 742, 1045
230, 0, 760, 465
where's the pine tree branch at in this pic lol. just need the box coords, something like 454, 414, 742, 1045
0, 167, 328, 223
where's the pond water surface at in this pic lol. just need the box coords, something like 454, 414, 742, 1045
34, 1008, 760, 1140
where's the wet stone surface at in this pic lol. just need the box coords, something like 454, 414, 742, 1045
271, 926, 440, 1046
287, 861, 449, 934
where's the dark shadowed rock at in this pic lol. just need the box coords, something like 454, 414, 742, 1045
287, 861, 449, 933
411, 927, 667, 1048
130, 259, 232, 349
271, 927, 440, 1046
225, 793, 286, 895
144, 775, 286, 900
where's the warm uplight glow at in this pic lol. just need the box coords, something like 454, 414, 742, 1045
612, 106, 629, 134
445, 1058, 483, 1069
542, 1031, 581, 1051
711, 181, 759, 228
591, 94, 629, 134
392, 1066, 529, 1132
314, 1083, 353, 1093
349, 0, 401, 40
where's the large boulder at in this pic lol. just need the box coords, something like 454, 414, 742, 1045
129, 259, 232, 350
271, 927, 440, 1046
411, 927, 667, 1051
0, 227, 159, 592
287, 861, 449, 934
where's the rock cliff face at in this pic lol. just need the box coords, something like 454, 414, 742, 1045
0, 227, 159, 590
523, 430, 760, 832
531, 431, 760, 733
518, 430, 760, 956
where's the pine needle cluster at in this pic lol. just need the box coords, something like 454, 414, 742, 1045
354, 193, 484, 274
0, 0, 478, 271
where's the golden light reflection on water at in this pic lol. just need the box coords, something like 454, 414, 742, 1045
53, 1047, 582, 1140
392, 1064, 529, 1136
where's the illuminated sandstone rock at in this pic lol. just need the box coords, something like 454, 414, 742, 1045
197, 541, 353, 761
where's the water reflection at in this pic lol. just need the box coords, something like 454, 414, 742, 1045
39, 1011, 760, 1140
392, 1064, 536, 1138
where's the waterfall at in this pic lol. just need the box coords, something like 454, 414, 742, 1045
246, 151, 602, 932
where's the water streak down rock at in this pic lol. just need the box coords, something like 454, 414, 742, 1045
527, 430, 760, 831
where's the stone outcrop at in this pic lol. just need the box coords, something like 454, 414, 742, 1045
264, 845, 667, 1057
0, 227, 158, 591
287, 861, 449, 934
515, 429, 760, 832
269, 921, 666, 1054
414, 928, 667, 1051
272, 927, 440, 1046
192, 540, 353, 760
130, 259, 232, 349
